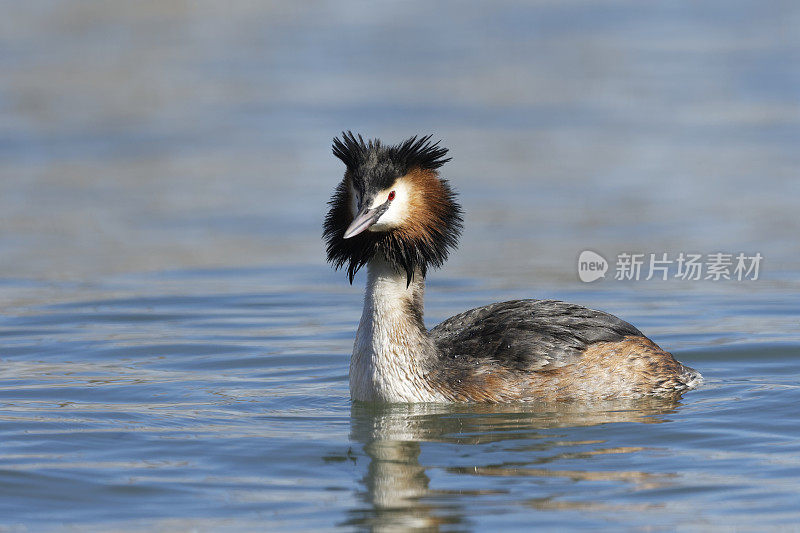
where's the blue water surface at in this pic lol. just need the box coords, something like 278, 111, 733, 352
2, 266, 799, 530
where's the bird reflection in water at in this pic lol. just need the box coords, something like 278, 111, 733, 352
344, 397, 684, 530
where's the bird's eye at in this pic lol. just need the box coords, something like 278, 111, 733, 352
388, 191, 395, 201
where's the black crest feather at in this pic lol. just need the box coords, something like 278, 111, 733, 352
332, 130, 451, 174
324, 132, 462, 285
331, 131, 370, 170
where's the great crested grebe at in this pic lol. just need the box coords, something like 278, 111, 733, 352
324, 132, 702, 403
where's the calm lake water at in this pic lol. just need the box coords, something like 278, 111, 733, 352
2, 1, 800, 531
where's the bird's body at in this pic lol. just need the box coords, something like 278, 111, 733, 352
324, 133, 702, 403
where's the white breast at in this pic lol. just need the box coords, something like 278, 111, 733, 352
349, 258, 446, 403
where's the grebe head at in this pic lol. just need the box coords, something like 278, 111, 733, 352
324, 131, 463, 285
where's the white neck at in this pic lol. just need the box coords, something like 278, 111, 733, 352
349, 256, 445, 402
